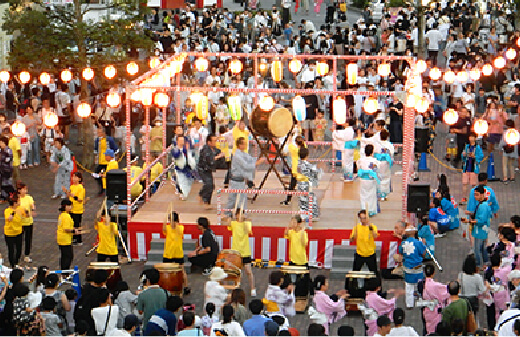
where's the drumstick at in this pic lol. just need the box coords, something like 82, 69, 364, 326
114, 204, 132, 263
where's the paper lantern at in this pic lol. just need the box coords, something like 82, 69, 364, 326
406, 94, 419, 108
141, 89, 153, 106
77, 103, 91, 118
195, 95, 208, 120
82, 67, 94, 81
271, 60, 283, 82
228, 95, 242, 121
416, 60, 427, 73
154, 92, 169, 108
347, 63, 357, 85
61, 69, 72, 83
292, 96, 306, 122
106, 92, 121, 108
126, 61, 139, 76
377, 63, 391, 77
104, 65, 116, 79
19, 71, 30, 84
289, 59, 302, 73
190, 92, 203, 104
473, 119, 488, 135
505, 128, 520, 145
39, 72, 50, 85
506, 48, 517, 60
415, 97, 430, 113
229, 59, 243, 74
316, 62, 329, 76
259, 60, 268, 76
469, 68, 481, 81
494, 56, 506, 69
517, 38, 520, 48
443, 70, 455, 84
0, 70, 9, 83
260, 96, 275, 111
333, 97, 347, 125
149, 57, 161, 69
130, 90, 141, 102
364, 97, 378, 114
482, 64, 493, 76
429, 67, 442, 81
170, 59, 182, 75
11, 121, 25, 137
443, 108, 458, 125
44, 112, 58, 127
457, 71, 468, 83
195, 57, 208, 72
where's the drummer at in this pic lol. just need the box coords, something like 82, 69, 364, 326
223, 208, 256, 297
94, 208, 118, 263
284, 215, 311, 299
225, 137, 265, 217
162, 211, 190, 295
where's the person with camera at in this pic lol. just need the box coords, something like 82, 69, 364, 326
350, 210, 379, 275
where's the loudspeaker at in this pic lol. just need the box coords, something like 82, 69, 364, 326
107, 169, 127, 203
407, 182, 430, 214
415, 128, 429, 153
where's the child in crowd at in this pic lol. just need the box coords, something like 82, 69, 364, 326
445, 131, 457, 162
40, 296, 63, 337
201, 302, 219, 336
114, 281, 138, 329
65, 289, 77, 334
17, 126, 30, 170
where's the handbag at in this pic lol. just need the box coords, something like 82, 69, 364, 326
465, 299, 477, 334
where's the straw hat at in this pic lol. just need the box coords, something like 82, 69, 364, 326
209, 267, 228, 281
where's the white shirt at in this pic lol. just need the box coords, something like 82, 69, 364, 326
332, 128, 354, 150
108, 329, 132, 336
92, 305, 119, 336
388, 326, 419, 336
495, 309, 520, 336
425, 29, 442, 50
210, 321, 245, 336
204, 281, 228, 317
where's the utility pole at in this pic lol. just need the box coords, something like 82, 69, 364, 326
416, 0, 426, 60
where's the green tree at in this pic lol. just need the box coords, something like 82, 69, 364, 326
3, 0, 153, 168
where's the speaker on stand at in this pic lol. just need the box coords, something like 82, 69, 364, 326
106, 169, 130, 256
407, 182, 430, 215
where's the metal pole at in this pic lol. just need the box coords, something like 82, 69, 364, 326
126, 87, 132, 221
162, 106, 167, 181
145, 106, 150, 202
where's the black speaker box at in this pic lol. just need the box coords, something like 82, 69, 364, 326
407, 182, 430, 214
415, 128, 430, 153
107, 169, 127, 203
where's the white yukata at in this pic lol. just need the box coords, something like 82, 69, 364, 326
357, 155, 380, 217
51, 146, 73, 198
226, 149, 256, 216
332, 127, 355, 181
204, 280, 228, 317
172, 146, 196, 199
375, 140, 395, 199
264, 284, 295, 317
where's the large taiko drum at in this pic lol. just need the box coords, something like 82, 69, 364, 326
154, 263, 184, 295
251, 107, 293, 138
216, 250, 242, 290
86, 262, 122, 292
281, 265, 310, 313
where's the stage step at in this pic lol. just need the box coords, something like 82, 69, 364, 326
146, 238, 198, 274
330, 245, 381, 280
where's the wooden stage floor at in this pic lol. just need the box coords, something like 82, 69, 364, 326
131, 167, 403, 231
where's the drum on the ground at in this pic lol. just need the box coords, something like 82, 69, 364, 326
281, 265, 310, 313
86, 262, 122, 292
251, 107, 293, 138
345, 270, 376, 311
216, 250, 242, 290
154, 263, 184, 295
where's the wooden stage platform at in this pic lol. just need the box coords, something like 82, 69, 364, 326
128, 166, 404, 269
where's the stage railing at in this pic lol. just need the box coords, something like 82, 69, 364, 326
216, 188, 313, 228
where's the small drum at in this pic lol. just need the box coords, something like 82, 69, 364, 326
281, 265, 310, 313
154, 263, 184, 295
251, 107, 293, 138
216, 250, 243, 290
86, 262, 122, 292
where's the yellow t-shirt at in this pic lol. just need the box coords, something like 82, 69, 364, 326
232, 127, 249, 154
228, 221, 252, 257
216, 137, 230, 161
69, 184, 85, 214
19, 195, 34, 226
130, 165, 143, 197
102, 159, 119, 189
9, 137, 21, 167
151, 162, 163, 182
57, 212, 74, 246
98, 138, 108, 165
4, 207, 22, 236
350, 223, 378, 257
163, 224, 184, 259
150, 126, 163, 152
96, 221, 118, 256
288, 144, 299, 175
285, 229, 308, 265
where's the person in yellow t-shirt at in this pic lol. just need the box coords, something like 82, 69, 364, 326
101, 149, 119, 193
284, 215, 309, 266
63, 172, 86, 245
143, 154, 164, 194
95, 208, 119, 262
349, 209, 379, 274
57, 199, 78, 270
6, 129, 21, 184
129, 155, 143, 200
162, 211, 190, 295
224, 209, 256, 297
232, 120, 249, 155
94, 128, 118, 195
18, 182, 35, 263
281, 135, 306, 206
4, 196, 24, 267
150, 117, 164, 156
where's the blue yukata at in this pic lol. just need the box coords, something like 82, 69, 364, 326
441, 197, 460, 230
418, 223, 435, 259
399, 236, 426, 308
467, 185, 500, 215
429, 207, 451, 234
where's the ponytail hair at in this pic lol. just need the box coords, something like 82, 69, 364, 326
222, 305, 234, 324
205, 302, 216, 318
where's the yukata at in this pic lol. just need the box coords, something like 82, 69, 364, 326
0, 147, 13, 200
226, 149, 256, 217
485, 264, 512, 328
264, 284, 294, 317
172, 146, 195, 199
441, 197, 460, 230
399, 236, 426, 308
375, 140, 394, 198
296, 159, 320, 220
51, 146, 73, 198
333, 127, 355, 181
357, 155, 380, 216
313, 290, 346, 335
423, 277, 450, 335
467, 185, 500, 216
365, 290, 396, 336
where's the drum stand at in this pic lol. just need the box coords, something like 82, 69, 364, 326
251, 128, 293, 202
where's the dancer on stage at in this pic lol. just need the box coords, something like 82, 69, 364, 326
296, 148, 320, 221
198, 135, 224, 210
18, 182, 35, 263
357, 144, 380, 217
162, 211, 190, 295
223, 209, 256, 297
94, 208, 118, 263
64, 172, 86, 246
225, 137, 264, 217
375, 130, 394, 201
281, 134, 305, 206
364, 277, 404, 336
57, 199, 78, 270
172, 135, 196, 201
350, 210, 379, 274
422, 264, 449, 335
399, 226, 426, 309
284, 215, 311, 303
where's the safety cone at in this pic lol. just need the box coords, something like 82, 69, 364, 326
487, 152, 499, 181
335, 150, 342, 166
418, 152, 430, 172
